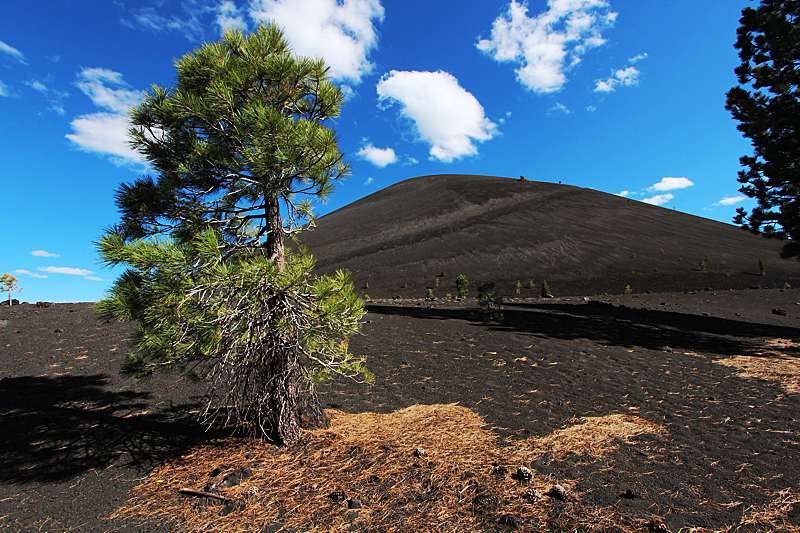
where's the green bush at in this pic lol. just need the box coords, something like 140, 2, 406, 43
455, 274, 469, 298
426, 288, 434, 300
759, 258, 766, 276
515, 280, 522, 294
624, 285, 633, 294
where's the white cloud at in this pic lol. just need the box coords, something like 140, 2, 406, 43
364, 177, 374, 185
628, 52, 648, 63
25, 79, 69, 114
714, 195, 746, 206
377, 70, 499, 162
357, 143, 397, 167
594, 66, 641, 92
0, 80, 13, 97
38, 266, 94, 277
650, 176, 694, 192
0, 40, 27, 64
121, 4, 207, 41
14, 269, 48, 279
548, 102, 571, 115
217, 0, 248, 33
250, 0, 384, 85
477, 0, 617, 94
31, 250, 60, 258
643, 193, 673, 206
617, 190, 630, 197
84, 276, 105, 282
66, 68, 146, 167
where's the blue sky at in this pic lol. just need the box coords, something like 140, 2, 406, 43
1, 0, 756, 303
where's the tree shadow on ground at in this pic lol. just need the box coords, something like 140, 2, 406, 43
0, 374, 215, 484
366, 301, 800, 357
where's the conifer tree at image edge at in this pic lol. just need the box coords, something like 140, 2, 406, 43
726, 0, 800, 258
95, 24, 371, 446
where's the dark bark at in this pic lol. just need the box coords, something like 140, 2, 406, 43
265, 194, 285, 271
263, 345, 301, 445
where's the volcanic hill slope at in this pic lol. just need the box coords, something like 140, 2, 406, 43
297, 174, 799, 297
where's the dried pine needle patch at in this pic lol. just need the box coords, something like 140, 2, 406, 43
716, 338, 800, 394
514, 414, 666, 462
112, 404, 662, 533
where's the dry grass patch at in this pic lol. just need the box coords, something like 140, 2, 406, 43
515, 414, 667, 462
716, 338, 800, 394
111, 404, 665, 533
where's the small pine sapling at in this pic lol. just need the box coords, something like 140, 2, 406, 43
528, 279, 535, 289
455, 274, 469, 299
624, 285, 633, 294
427, 288, 434, 300
759, 258, 766, 276
515, 280, 522, 294
541, 279, 552, 298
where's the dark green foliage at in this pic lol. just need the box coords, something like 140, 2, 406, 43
726, 1, 800, 258
455, 274, 469, 299
440, 270, 447, 277
477, 282, 503, 310
427, 288, 434, 300
699, 259, 707, 271
759, 257, 767, 275
624, 284, 633, 294
515, 280, 522, 294
541, 279, 552, 298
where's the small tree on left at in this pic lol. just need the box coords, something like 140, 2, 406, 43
96, 24, 370, 446
1, 274, 20, 305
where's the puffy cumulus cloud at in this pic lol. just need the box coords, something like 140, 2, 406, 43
594, 66, 640, 92
38, 266, 95, 277
31, 250, 60, 258
477, 0, 616, 94
0, 40, 27, 64
250, 0, 384, 85
617, 190, 630, 197
377, 70, 499, 163
714, 195, 746, 206
14, 269, 48, 279
643, 193, 673, 206
217, 0, 248, 33
649, 176, 694, 192
66, 68, 146, 167
594, 53, 646, 93
357, 142, 397, 167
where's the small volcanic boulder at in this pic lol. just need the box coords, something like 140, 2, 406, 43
413, 448, 428, 458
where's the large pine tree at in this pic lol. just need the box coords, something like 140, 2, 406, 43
726, 0, 800, 258
96, 24, 370, 445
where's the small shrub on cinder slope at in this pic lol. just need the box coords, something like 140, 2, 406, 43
759, 258, 766, 276
427, 288, 434, 300
455, 275, 469, 299
515, 280, 522, 294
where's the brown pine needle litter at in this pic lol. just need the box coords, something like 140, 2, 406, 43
716, 338, 800, 394
111, 404, 669, 533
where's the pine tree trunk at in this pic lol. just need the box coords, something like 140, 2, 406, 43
265, 194, 285, 271
264, 345, 301, 446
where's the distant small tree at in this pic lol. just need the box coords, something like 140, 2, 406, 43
455, 274, 469, 299
726, 1, 800, 258
515, 279, 522, 294
541, 279, 552, 298
477, 282, 503, 310
759, 257, 767, 275
96, 24, 367, 446
426, 288, 434, 300
624, 284, 633, 294
1, 274, 20, 305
